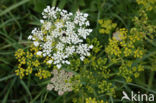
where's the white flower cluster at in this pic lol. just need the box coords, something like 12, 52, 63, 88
47, 69, 73, 95
28, 6, 93, 69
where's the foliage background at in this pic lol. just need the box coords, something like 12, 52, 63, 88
0, 0, 156, 103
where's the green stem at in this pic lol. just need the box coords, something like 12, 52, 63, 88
147, 71, 155, 93
144, 36, 156, 47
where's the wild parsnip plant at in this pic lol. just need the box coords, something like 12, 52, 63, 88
0, 0, 156, 103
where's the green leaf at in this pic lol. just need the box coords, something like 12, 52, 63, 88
58, 0, 67, 9
20, 80, 32, 100
0, 0, 30, 16
0, 74, 16, 82
32, 0, 46, 13
30, 88, 46, 103
2, 78, 16, 103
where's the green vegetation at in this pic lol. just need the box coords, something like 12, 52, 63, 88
0, 0, 156, 103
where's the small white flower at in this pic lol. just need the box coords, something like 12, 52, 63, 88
65, 46, 75, 56
28, 35, 32, 40
78, 28, 92, 39
40, 19, 44, 24
58, 91, 64, 96
57, 64, 62, 69
44, 22, 51, 30
65, 60, 70, 64
84, 13, 88, 17
33, 41, 39, 47
80, 56, 85, 61
31, 28, 44, 41
43, 53, 46, 57
47, 60, 53, 64
56, 43, 64, 51
47, 84, 54, 91
36, 51, 42, 56
85, 21, 90, 26
55, 22, 63, 29
89, 45, 93, 49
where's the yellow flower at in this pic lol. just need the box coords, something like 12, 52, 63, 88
98, 19, 103, 24
15, 49, 25, 59
86, 97, 106, 103
32, 60, 40, 67
136, 0, 156, 11
134, 48, 143, 58
124, 47, 132, 57
98, 19, 117, 34
30, 44, 40, 54
15, 68, 25, 79
86, 98, 97, 103
26, 51, 33, 59
105, 39, 121, 57
25, 66, 32, 75
35, 69, 51, 79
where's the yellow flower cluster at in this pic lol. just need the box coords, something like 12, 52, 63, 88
106, 28, 129, 57
133, 9, 156, 39
71, 38, 117, 100
15, 49, 25, 59
105, 28, 144, 58
105, 39, 121, 56
134, 48, 143, 58
98, 19, 117, 34
15, 49, 26, 79
98, 80, 115, 96
15, 45, 51, 79
32, 60, 40, 67
25, 66, 32, 75
136, 0, 156, 11
15, 68, 25, 79
118, 61, 144, 82
86, 97, 107, 103
35, 69, 51, 79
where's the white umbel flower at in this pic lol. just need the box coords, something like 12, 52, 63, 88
28, 6, 93, 69
47, 69, 73, 95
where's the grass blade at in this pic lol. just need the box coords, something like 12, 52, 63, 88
20, 80, 32, 100
0, 0, 29, 16
2, 78, 16, 103
0, 74, 16, 82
